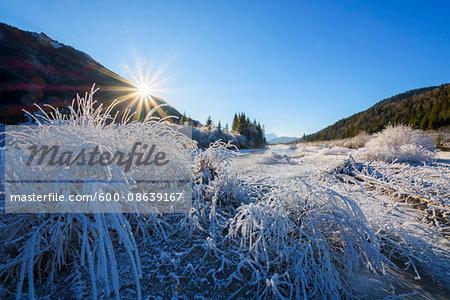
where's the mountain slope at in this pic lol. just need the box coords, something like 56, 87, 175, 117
0, 23, 182, 124
304, 84, 450, 141
267, 136, 298, 144
265, 133, 278, 141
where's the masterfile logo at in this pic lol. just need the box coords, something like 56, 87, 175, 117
3, 124, 194, 213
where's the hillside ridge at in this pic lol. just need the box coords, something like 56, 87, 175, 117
0, 22, 182, 124
304, 84, 450, 141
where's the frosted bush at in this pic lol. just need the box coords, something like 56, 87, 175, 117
358, 124, 436, 163
194, 140, 236, 183
226, 178, 386, 298
192, 140, 258, 218
0, 213, 142, 299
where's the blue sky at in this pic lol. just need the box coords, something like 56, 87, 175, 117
1, 0, 449, 136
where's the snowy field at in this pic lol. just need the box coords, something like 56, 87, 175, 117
1, 93, 449, 299
2, 144, 448, 298
235, 146, 450, 299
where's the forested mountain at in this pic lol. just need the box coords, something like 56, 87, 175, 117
304, 84, 450, 141
0, 23, 182, 124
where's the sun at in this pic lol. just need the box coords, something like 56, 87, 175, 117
99, 57, 173, 121
137, 82, 153, 99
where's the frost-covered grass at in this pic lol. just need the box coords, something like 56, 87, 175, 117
239, 145, 450, 295
132, 154, 390, 299
338, 157, 450, 238
358, 124, 436, 163
0, 86, 195, 299
0, 213, 142, 299
226, 178, 387, 298
334, 157, 450, 286
1, 89, 449, 298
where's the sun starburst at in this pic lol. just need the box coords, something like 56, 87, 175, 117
137, 83, 153, 99
91, 57, 171, 121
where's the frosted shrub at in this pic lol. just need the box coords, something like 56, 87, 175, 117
358, 124, 436, 163
0, 213, 141, 299
229, 201, 293, 269
192, 140, 257, 216
194, 140, 236, 184
227, 178, 385, 298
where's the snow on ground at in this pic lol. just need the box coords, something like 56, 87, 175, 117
2, 94, 448, 298
236, 146, 450, 298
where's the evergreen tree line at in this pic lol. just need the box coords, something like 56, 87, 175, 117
180, 113, 266, 149
303, 84, 450, 142
231, 113, 266, 148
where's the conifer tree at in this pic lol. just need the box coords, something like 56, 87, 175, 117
205, 116, 213, 129
217, 121, 222, 134
232, 113, 238, 132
